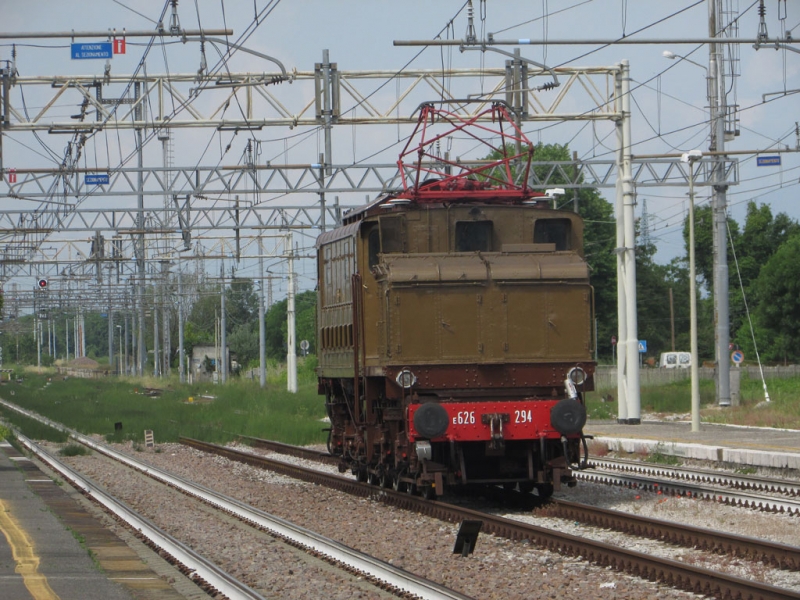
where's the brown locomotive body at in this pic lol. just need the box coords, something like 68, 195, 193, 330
316, 103, 595, 498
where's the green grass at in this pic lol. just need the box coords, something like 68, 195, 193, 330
5, 363, 800, 446
0, 361, 329, 446
589, 371, 800, 429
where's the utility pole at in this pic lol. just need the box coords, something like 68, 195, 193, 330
220, 266, 227, 384
709, 0, 731, 407
616, 60, 640, 424
178, 273, 185, 383
258, 237, 266, 388
286, 232, 297, 393
135, 81, 146, 376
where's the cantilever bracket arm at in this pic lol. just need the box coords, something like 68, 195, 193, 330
753, 40, 799, 54
182, 36, 289, 80
460, 44, 560, 91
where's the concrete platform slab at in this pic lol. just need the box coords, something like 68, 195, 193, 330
586, 419, 800, 469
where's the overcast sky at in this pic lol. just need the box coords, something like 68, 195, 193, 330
2, 1, 799, 292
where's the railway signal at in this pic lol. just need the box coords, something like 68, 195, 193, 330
37, 278, 48, 290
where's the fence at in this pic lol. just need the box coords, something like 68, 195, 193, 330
594, 365, 800, 390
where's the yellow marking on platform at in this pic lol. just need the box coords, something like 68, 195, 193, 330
0, 499, 60, 600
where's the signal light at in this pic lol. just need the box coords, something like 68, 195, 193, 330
37, 278, 48, 290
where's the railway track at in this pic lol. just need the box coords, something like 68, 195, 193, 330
239, 436, 800, 570
191, 438, 800, 599
5, 398, 800, 599
0, 400, 474, 600
14, 432, 266, 600
589, 457, 800, 496
578, 462, 800, 516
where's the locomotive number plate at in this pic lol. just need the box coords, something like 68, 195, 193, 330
408, 400, 565, 442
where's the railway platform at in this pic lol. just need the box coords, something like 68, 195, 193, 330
0, 440, 202, 600
586, 419, 800, 470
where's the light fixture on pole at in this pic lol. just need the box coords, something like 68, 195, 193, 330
662, 50, 708, 74
681, 149, 702, 432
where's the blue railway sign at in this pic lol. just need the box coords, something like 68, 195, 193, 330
71, 42, 113, 60
756, 156, 781, 167
85, 174, 109, 185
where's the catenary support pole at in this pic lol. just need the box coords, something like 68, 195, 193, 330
708, 0, 731, 407
287, 232, 297, 393
258, 237, 267, 387
614, 69, 628, 424
621, 60, 641, 423
220, 268, 227, 384
178, 274, 185, 383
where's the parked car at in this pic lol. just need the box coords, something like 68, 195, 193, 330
659, 352, 691, 368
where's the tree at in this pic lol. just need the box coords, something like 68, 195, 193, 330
225, 278, 259, 332
729, 202, 799, 353
264, 291, 317, 360
738, 234, 800, 364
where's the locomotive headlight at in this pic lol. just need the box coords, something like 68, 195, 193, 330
396, 369, 417, 389
567, 366, 586, 386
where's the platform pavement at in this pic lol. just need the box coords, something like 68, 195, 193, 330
585, 419, 800, 470
0, 440, 206, 600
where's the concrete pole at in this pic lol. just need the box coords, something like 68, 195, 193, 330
178, 274, 185, 383
136, 82, 146, 376
258, 237, 267, 387
620, 60, 641, 423
708, 0, 731, 407
220, 269, 227, 384
688, 160, 701, 431
108, 301, 114, 369
614, 68, 629, 424
153, 297, 160, 377
124, 311, 129, 375
287, 233, 297, 393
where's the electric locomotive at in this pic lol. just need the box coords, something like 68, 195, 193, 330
317, 102, 595, 498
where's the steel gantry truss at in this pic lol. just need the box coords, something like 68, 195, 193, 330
0, 53, 736, 401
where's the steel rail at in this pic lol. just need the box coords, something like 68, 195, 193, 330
181, 438, 800, 600
544, 499, 800, 571
13, 432, 265, 600
591, 457, 800, 497
577, 469, 800, 515
0, 400, 474, 600
239, 436, 800, 570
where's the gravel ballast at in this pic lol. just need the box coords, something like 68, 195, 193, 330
50, 439, 794, 599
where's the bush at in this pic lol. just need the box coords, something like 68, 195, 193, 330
59, 443, 90, 457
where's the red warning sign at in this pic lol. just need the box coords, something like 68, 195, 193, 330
113, 38, 126, 55
8, 169, 16, 184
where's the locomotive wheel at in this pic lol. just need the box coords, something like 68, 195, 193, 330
420, 485, 436, 500
392, 475, 407, 493
405, 482, 417, 495
534, 483, 555, 500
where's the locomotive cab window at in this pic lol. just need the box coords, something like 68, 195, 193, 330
455, 220, 493, 252
533, 218, 571, 251
367, 227, 380, 269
